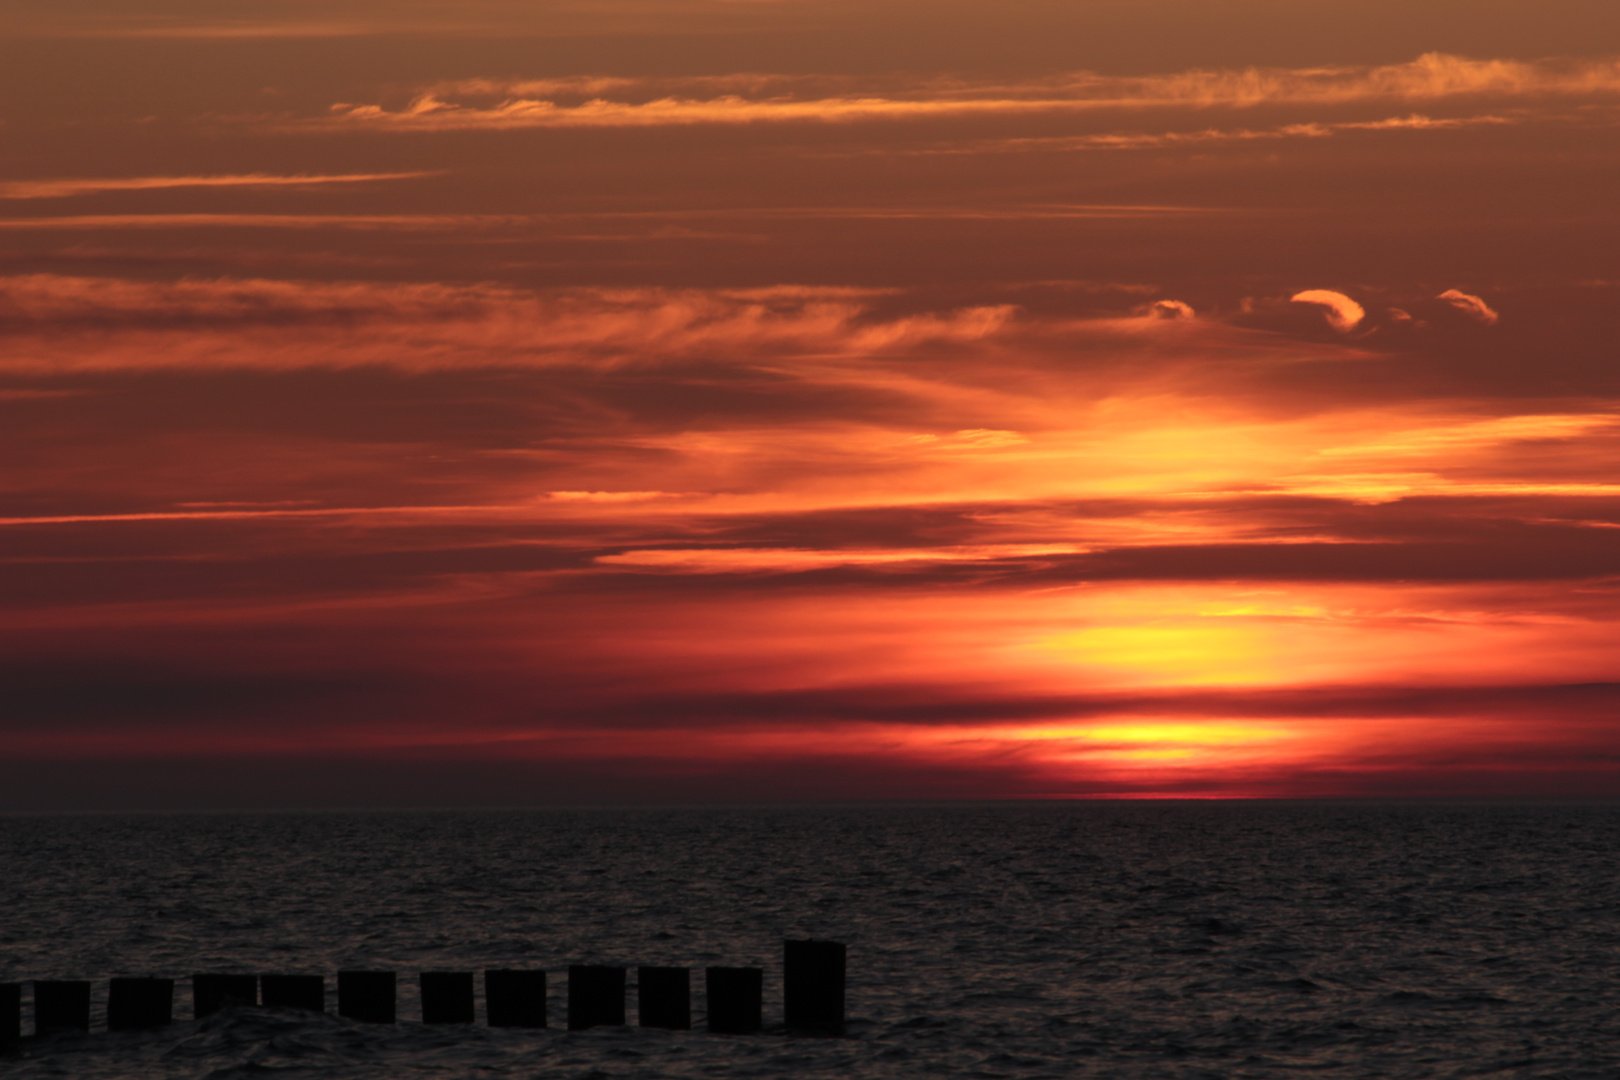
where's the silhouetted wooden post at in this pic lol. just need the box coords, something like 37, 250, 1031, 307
33, 980, 91, 1033
107, 977, 173, 1030
485, 970, 546, 1028
260, 974, 324, 1012
567, 965, 624, 1030
636, 966, 689, 1030
705, 967, 762, 1034
337, 971, 395, 1024
1, 983, 19, 1046
193, 974, 258, 1018
419, 972, 474, 1024
784, 939, 845, 1034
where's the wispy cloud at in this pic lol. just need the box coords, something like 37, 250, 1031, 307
0, 503, 533, 528
320, 54, 1620, 131
0, 214, 519, 231
892, 113, 1516, 156
0, 172, 438, 200
1316, 414, 1616, 458
20, 18, 479, 40
0, 274, 1018, 371
0, 203, 1221, 235
597, 543, 1087, 573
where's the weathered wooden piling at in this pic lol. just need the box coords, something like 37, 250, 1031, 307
419, 972, 474, 1024
783, 939, 845, 1035
1, 983, 19, 1045
260, 974, 324, 1013
484, 969, 546, 1028
705, 967, 762, 1034
32, 980, 91, 1034
337, 971, 395, 1024
107, 977, 173, 1030
636, 966, 689, 1030
567, 965, 625, 1030
193, 974, 258, 1018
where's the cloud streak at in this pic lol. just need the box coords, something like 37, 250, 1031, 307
0, 204, 1221, 234
0, 274, 1018, 372
320, 54, 1620, 131
0, 173, 438, 200
894, 113, 1517, 157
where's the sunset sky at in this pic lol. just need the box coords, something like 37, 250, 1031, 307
4, 1, 1620, 808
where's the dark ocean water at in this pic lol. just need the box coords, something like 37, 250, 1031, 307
2, 803, 1619, 1078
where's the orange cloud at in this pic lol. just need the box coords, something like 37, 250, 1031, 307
1290, 290, 1366, 332
1437, 288, 1501, 325
908, 112, 1516, 157
0, 204, 1219, 235
318, 54, 1620, 131
0, 274, 1018, 373
1149, 300, 1196, 320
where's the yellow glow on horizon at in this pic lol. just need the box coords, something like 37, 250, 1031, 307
996, 720, 1298, 765
1074, 722, 1287, 744
1037, 624, 1274, 684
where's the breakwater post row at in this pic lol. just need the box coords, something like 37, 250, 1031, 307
0, 939, 844, 1041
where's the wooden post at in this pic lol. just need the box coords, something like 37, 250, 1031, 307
485, 970, 546, 1028
32, 980, 91, 1034
636, 966, 689, 1030
260, 974, 324, 1013
107, 977, 173, 1030
783, 939, 844, 1034
705, 967, 762, 1034
337, 971, 395, 1024
419, 972, 474, 1024
193, 974, 258, 1018
0, 983, 19, 1046
567, 965, 624, 1030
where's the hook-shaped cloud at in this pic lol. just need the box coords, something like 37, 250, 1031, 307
1290, 289, 1365, 332
1437, 289, 1499, 325
1148, 299, 1195, 319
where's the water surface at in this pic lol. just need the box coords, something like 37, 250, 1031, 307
2, 803, 1617, 1077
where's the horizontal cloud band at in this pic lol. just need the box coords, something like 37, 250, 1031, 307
323, 54, 1620, 130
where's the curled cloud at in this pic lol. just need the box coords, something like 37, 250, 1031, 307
1437, 289, 1500, 325
1290, 290, 1365, 332
1148, 300, 1195, 320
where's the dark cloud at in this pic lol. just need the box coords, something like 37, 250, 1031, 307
0, 752, 1069, 812
0, 662, 393, 728
4, 731, 1619, 812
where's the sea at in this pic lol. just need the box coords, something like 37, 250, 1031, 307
2, 802, 1618, 1078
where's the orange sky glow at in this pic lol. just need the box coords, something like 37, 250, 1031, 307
4, 0, 1620, 807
